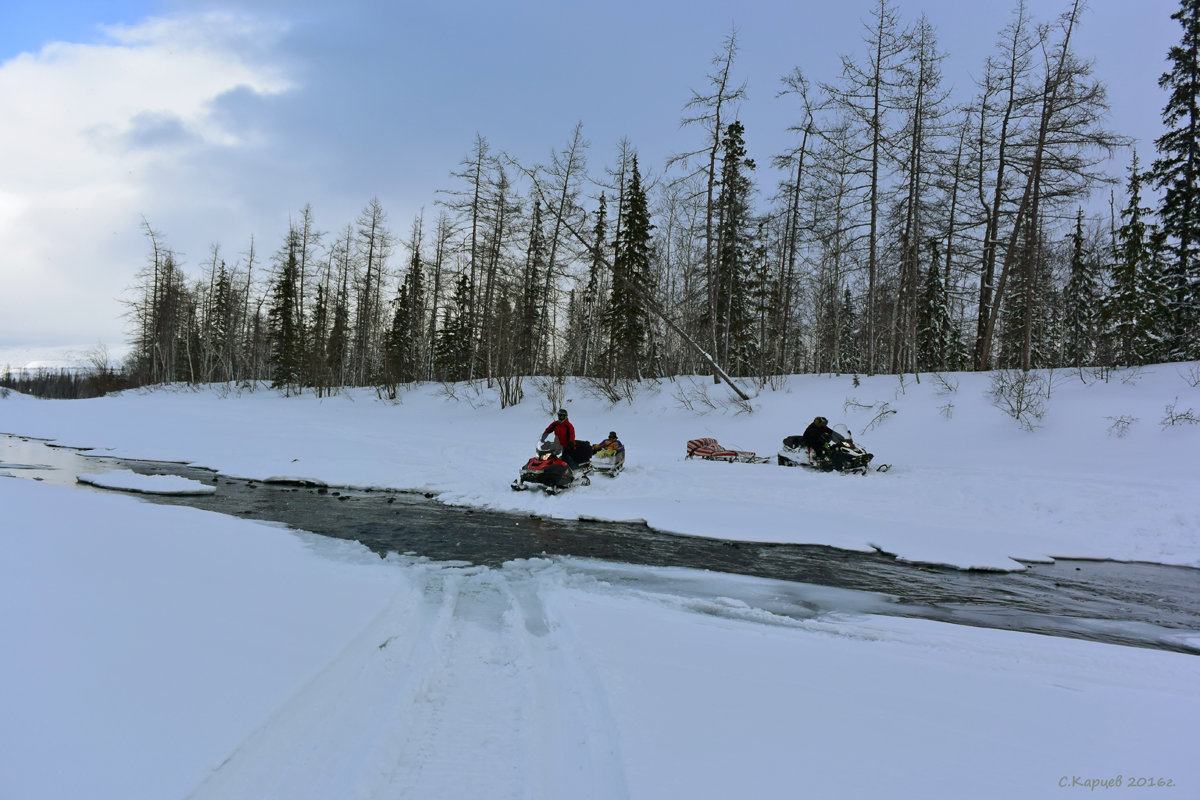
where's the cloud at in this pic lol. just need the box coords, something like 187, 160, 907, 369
116, 111, 198, 151
0, 10, 292, 351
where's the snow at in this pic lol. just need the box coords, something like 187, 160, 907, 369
1, 364, 1198, 798
3, 365, 1199, 570
76, 468, 217, 495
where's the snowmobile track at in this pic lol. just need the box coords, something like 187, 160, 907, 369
186, 563, 629, 800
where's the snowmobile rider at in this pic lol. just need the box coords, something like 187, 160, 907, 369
799, 416, 835, 455
593, 431, 625, 455
543, 408, 578, 469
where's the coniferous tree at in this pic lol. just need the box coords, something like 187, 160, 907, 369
714, 120, 757, 374
267, 235, 302, 393
380, 283, 412, 397
996, 220, 1055, 369
1152, 0, 1200, 359
517, 201, 547, 374
327, 265, 350, 387
606, 155, 653, 378
209, 259, 238, 381
748, 222, 782, 379
837, 288, 861, 374
435, 273, 474, 381
917, 239, 955, 370
406, 256, 427, 379
382, 240, 427, 387
1062, 209, 1099, 366
307, 282, 331, 394
1103, 154, 1170, 364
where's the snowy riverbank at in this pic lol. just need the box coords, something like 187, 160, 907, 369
3, 364, 1199, 570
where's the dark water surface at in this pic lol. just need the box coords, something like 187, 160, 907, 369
3, 434, 1198, 654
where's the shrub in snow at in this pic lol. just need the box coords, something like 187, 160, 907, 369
989, 369, 1047, 431
1161, 398, 1199, 429
1106, 415, 1137, 438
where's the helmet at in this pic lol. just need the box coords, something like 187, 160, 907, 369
536, 441, 561, 458
814, 416, 828, 426
608, 431, 617, 439
557, 409, 568, 420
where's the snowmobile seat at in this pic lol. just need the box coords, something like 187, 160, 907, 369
569, 440, 593, 467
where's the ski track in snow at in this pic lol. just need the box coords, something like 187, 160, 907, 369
185, 562, 629, 800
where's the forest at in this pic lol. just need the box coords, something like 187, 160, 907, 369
103, 0, 1200, 402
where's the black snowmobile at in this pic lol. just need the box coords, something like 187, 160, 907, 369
511, 439, 593, 495
777, 424, 886, 475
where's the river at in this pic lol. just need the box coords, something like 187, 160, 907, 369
3, 433, 1197, 654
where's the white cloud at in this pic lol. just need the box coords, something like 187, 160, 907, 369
0, 11, 292, 350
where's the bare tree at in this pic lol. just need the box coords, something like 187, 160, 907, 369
531, 123, 589, 374
975, 0, 1127, 369
351, 198, 393, 383
822, 0, 909, 373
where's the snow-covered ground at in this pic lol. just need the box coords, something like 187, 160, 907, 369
2, 365, 1198, 798
4, 364, 1199, 570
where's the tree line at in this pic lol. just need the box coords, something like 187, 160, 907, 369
120, 0, 1200, 401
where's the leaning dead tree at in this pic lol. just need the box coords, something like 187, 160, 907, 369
516, 161, 752, 403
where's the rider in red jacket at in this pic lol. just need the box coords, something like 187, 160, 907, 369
543, 408, 577, 468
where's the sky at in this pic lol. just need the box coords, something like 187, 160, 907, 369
0, 0, 1182, 368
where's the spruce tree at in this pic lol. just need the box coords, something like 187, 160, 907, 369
210, 260, 237, 381
1062, 210, 1099, 367
1104, 154, 1170, 365
997, 226, 1055, 370
917, 240, 955, 371
380, 285, 410, 397
326, 269, 349, 388
518, 201, 547, 374
1152, 0, 1200, 359
435, 274, 474, 381
837, 288, 861, 374
713, 120, 757, 374
382, 252, 426, 387
267, 236, 302, 393
308, 282, 330, 394
605, 156, 653, 379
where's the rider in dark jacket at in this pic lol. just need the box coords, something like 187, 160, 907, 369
799, 416, 835, 454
